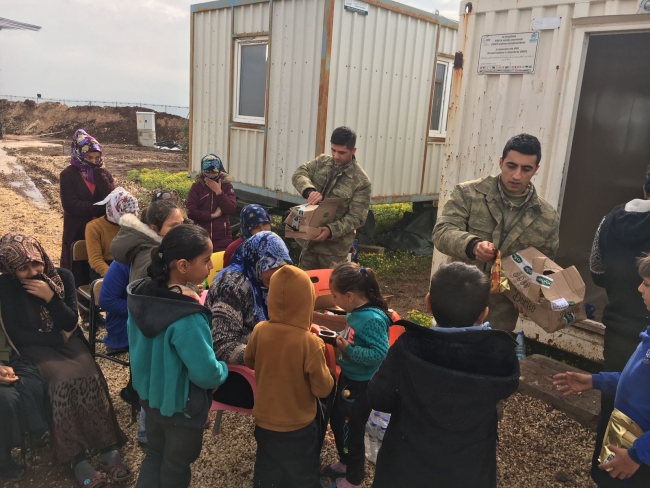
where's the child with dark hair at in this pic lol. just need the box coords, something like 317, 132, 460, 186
127, 224, 228, 488
553, 254, 650, 487
320, 262, 390, 488
367, 262, 520, 488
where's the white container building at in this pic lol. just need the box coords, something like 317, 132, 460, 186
189, 0, 458, 207
435, 0, 650, 361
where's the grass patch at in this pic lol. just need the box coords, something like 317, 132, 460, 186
357, 251, 430, 280
126, 168, 193, 199
405, 309, 433, 327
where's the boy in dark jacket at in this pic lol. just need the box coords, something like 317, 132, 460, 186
367, 262, 520, 488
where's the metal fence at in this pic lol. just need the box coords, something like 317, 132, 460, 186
0, 94, 189, 118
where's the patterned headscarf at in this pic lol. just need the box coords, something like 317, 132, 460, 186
240, 204, 271, 240
0, 234, 65, 332
201, 153, 225, 175
70, 128, 103, 183
217, 231, 292, 322
94, 187, 139, 224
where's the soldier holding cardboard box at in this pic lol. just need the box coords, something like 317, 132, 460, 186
433, 134, 560, 332
292, 127, 371, 270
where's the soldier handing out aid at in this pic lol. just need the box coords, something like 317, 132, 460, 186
432, 134, 561, 332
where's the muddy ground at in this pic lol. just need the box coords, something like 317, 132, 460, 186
0, 136, 597, 488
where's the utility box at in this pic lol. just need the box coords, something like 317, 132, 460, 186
136, 111, 156, 147
189, 0, 458, 207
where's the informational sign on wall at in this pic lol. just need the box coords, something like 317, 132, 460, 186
344, 0, 369, 15
477, 32, 539, 74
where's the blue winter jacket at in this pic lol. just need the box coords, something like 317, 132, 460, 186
98, 261, 131, 349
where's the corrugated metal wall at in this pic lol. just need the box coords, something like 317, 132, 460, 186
423, 142, 445, 194
230, 128, 266, 187
234, 2, 270, 34
440, 0, 647, 209
326, 0, 440, 199
191, 8, 232, 171
438, 24, 457, 55
266, 0, 325, 194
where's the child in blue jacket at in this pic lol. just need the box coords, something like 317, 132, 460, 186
99, 261, 131, 352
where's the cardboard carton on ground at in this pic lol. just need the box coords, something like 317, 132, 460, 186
284, 198, 346, 240
501, 247, 586, 333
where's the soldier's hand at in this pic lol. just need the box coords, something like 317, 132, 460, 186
312, 227, 331, 242
307, 191, 323, 205
473, 241, 497, 263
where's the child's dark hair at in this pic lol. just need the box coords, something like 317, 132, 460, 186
141, 199, 180, 231
638, 254, 650, 279
147, 224, 210, 286
330, 262, 388, 314
429, 262, 490, 327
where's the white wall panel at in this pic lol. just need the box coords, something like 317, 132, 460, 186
234, 2, 270, 34
230, 128, 265, 187
422, 142, 444, 194
438, 24, 457, 55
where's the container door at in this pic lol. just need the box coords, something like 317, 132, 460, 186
556, 32, 650, 316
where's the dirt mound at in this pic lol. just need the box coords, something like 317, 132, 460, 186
0, 99, 186, 145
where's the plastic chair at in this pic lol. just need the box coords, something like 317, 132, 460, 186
71, 240, 91, 313
306, 268, 332, 298
206, 251, 225, 284
209, 364, 257, 435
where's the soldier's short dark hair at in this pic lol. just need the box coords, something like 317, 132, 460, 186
331, 126, 357, 150
638, 254, 650, 279
502, 133, 542, 165
428, 262, 490, 327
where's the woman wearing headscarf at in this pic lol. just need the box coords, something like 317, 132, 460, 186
0, 234, 129, 488
223, 204, 272, 267
85, 187, 139, 282
60, 129, 115, 284
206, 231, 291, 407
186, 153, 237, 252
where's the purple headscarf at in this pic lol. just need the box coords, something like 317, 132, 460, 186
70, 129, 103, 183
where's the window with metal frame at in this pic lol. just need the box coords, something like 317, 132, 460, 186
429, 60, 452, 137
233, 37, 268, 124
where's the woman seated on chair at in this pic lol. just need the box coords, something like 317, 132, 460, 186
85, 187, 139, 283
206, 231, 292, 407
0, 234, 129, 488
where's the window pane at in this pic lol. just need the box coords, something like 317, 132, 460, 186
239, 44, 267, 118
430, 63, 447, 131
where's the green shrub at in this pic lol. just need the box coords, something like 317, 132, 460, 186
357, 251, 430, 280
126, 168, 193, 199
405, 309, 434, 327
371, 203, 412, 236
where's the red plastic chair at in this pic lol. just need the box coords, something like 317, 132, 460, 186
306, 268, 332, 298
209, 364, 257, 435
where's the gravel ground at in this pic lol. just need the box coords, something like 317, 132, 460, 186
0, 138, 599, 488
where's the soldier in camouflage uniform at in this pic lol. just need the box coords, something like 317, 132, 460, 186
433, 134, 560, 332
292, 127, 371, 270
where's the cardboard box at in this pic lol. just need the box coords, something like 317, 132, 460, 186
501, 247, 586, 333
284, 198, 346, 240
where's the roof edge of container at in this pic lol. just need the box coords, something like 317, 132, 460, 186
191, 0, 269, 14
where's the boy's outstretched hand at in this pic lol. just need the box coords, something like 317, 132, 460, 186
552, 371, 593, 396
598, 445, 640, 479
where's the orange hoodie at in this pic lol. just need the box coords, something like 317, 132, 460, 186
244, 265, 334, 432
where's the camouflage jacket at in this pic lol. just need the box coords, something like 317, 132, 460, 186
433, 175, 560, 267
433, 175, 560, 331
292, 154, 371, 255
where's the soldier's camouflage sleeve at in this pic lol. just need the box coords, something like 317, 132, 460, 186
327, 179, 371, 240
432, 184, 480, 260
536, 211, 560, 260
292, 156, 321, 196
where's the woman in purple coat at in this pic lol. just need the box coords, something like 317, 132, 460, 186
186, 153, 237, 251
59, 129, 114, 285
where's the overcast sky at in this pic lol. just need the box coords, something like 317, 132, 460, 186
0, 0, 459, 112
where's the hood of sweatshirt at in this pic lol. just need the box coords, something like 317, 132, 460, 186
266, 265, 314, 330
395, 320, 520, 431
610, 199, 650, 245
127, 278, 210, 338
110, 213, 162, 266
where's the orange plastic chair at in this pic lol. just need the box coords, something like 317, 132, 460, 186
209, 364, 257, 435
306, 268, 332, 298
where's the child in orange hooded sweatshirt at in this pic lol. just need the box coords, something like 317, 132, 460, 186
244, 265, 334, 488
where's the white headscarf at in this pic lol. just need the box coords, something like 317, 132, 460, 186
94, 187, 139, 224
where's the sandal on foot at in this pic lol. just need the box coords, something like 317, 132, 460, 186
99, 459, 132, 483
77, 472, 107, 488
